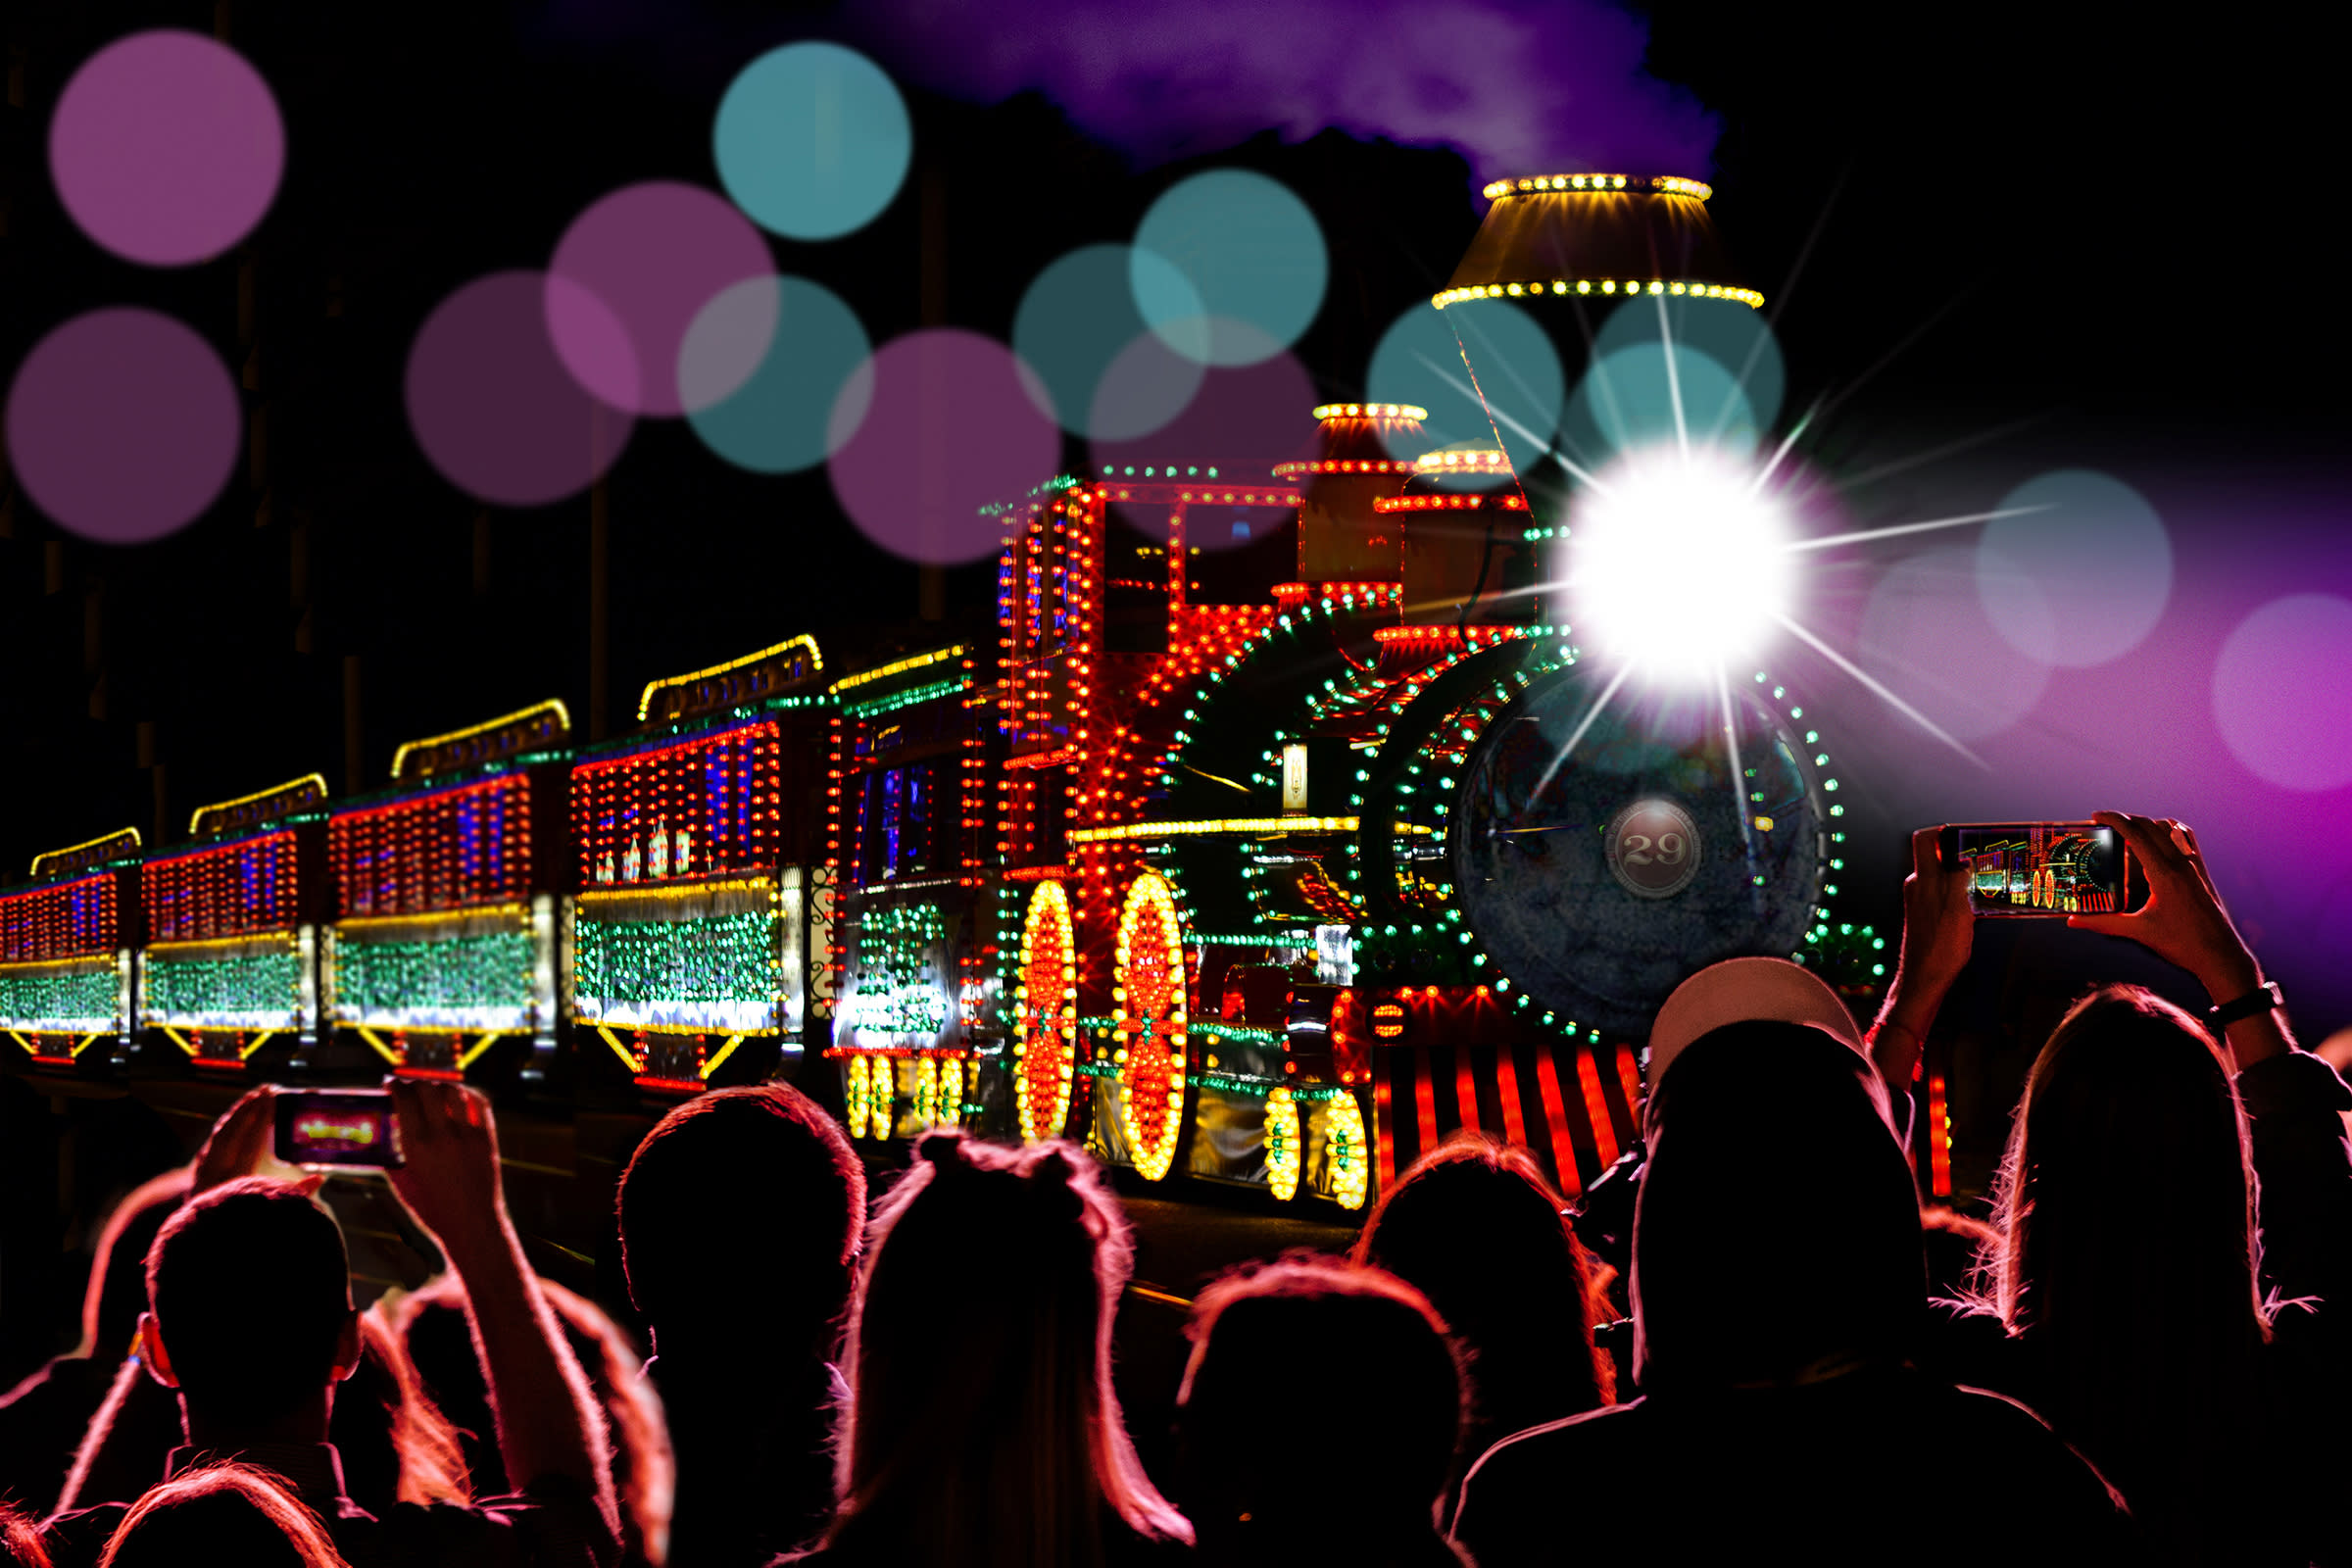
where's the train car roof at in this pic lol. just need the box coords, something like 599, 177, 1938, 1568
24, 827, 144, 883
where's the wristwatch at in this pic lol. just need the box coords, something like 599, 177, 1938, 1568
2208, 980, 2283, 1030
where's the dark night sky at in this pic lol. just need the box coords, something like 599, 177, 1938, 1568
2, 2, 2344, 1014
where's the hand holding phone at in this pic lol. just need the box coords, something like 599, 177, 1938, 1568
1936, 821, 2136, 918
272, 1089, 403, 1169
2067, 811, 2261, 1003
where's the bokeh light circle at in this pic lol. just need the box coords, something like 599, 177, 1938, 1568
49, 29, 283, 267
1014, 244, 1205, 439
1367, 299, 1561, 476
1562, 341, 1758, 465
2212, 594, 2352, 791
548, 181, 776, 416
685, 275, 872, 473
6, 307, 240, 543
1977, 469, 2171, 666
1857, 546, 2050, 742
1132, 171, 1327, 367
1090, 341, 1315, 551
1592, 293, 1785, 434
407, 270, 634, 507
827, 330, 1060, 565
714, 43, 911, 241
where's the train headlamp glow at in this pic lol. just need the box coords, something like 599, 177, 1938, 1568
1564, 443, 1793, 684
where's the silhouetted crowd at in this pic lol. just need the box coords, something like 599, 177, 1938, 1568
4, 808, 2347, 1567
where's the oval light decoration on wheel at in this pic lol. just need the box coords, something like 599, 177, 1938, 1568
1014, 879, 1078, 1143
1113, 870, 1188, 1181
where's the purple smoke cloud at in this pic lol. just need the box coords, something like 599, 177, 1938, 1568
843, 0, 1720, 182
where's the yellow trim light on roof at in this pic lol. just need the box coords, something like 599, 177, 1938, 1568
389, 699, 572, 779
1069, 816, 1359, 844
29, 828, 142, 877
1479, 173, 1712, 202
637, 634, 824, 720
1309, 403, 1428, 421
828, 644, 969, 695
188, 773, 329, 835
1435, 278, 1765, 310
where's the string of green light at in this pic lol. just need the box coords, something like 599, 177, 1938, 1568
334, 930, 533, 1015
573, 910, 775, 1004
145, 950, 301, 1017
0, 967, 116, 1026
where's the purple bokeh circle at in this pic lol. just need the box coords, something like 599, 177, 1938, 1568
1856, 546, 2051, 742
407, 270, 634, 507
49, 29, 284, 267
826, 330, 1060, 565
547, 182, 775, 417
2212, 594, 2352, 792
1090, 340, 1314, 550
5, 307, 239, 543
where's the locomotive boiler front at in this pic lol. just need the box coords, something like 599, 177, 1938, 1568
1444, 667, 1831, 1037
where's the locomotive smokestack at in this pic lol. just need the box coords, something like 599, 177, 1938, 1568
1402, 173, 1764, 627
1438, 173, 1755, 310
1278, 403, 1426, 588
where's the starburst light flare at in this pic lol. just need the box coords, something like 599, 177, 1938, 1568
1561, 440, 1795, 687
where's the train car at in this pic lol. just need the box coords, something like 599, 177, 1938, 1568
823, 638, 996, 1141
137, 774, 331, 1077
321, 701, 571, 1084
820, 172, 1895, 1215
0, 829, 143, 1078
568, 636, 834, 1097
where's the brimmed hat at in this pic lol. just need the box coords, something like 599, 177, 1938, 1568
1644, 956, 1868, 1135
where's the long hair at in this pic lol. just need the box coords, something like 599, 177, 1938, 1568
385, 1273, 669, 1565
333, 1308, 471, 1511
540, 1279, 675, 1568
1354, 1133, 1615, 1459
0, 1501, 50, 1568
98, 1461, 349, 1568
1982, 984, 2268, 1551
822, 1132, 1189, 1567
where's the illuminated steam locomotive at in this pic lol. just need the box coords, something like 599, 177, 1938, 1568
0, 174, 1880, 1214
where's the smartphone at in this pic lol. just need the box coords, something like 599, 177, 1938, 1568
1936, 822, 2136, 918
273, 1089, 403, 1169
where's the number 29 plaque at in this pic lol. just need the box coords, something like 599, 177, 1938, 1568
1605, 798, 1701, 901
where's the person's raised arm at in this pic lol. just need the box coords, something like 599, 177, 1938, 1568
1867, 826, 1975, 1097
189, 1086, 308, 1194
2069, 811, 2291, 1068
387, 1080, 616, 1539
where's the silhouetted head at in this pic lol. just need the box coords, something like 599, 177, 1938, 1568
0, 1502, 49, 1568
1178, 1256, 1466, 1564
617, 1084, 863, 1355
80, 1168, 193, 1362
98, 1461, 348, 1568
142, 1178, 359, 1435
826, 1132, 1188, 1567
1354, 1133, 1613, 1443
1632, 1020, 1924, 1391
